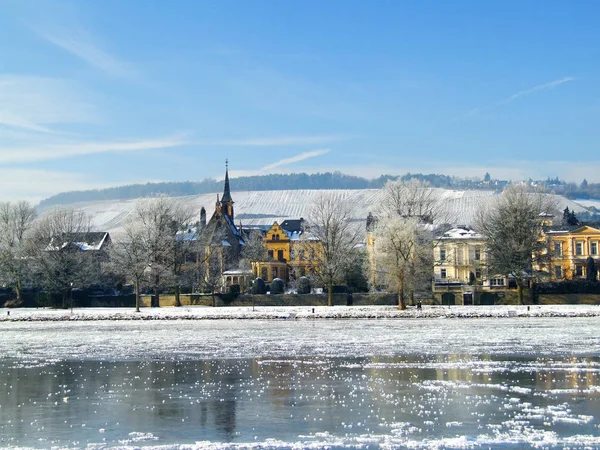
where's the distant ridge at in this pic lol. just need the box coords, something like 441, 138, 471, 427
39, 172, 460, 207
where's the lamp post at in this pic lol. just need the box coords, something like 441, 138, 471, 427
70, 282, 73, 314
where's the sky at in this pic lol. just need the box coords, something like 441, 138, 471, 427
0, 0, 599, 203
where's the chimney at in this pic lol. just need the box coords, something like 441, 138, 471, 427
200, 207, 206, 229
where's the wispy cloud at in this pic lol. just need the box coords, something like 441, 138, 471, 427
0, 75, 98, 133
226, 149, 331, 178
0, 135, 187, 164
497, 77, 577, 105
458, 76, 577, 120
263, 149, 330, 171
40, 31, 136, 80
196, 135, 347, 147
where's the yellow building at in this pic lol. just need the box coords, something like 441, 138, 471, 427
433, 227, 507, 305
251, 219, 319, 283
543, 225, 600, 280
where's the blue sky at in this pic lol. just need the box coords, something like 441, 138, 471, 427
0, 0, 599, 202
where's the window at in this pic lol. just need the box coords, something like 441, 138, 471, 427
268, 250, 274, 259
273, 234, 280, 241
290, 250, 296, 260
576, 265, 584, 277
592, 242, 598, 256
576, 242, 584, 256
440, 269, 447, 279
490, 278, 505, 286
277, 249, 284, 261
474, 248, 481, 261
475, 269, 481, 279
440, 249, 446, 261
554, 242, 562, 256
554, 265, 563, 279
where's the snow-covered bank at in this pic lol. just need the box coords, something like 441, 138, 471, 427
1, 304, 599, 321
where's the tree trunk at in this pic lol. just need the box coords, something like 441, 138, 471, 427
153, 285, 160, 307
62, 290, 68, 309
410, 291, 415, 306
134, 278, 140, 313
211, 293, 216, 307
174, 284, 181, 307
517, 282, 524, 305
397, 276, 406, 310
327, 282, 333, 307
15, 279, 22, 304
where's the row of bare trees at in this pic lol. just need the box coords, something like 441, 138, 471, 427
0, 182, 557, 310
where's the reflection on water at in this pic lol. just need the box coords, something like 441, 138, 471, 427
1, 354, 599, 448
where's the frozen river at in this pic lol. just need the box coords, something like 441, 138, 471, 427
1, 317, 599, 448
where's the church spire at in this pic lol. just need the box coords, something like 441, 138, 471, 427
221, 159, 232, 203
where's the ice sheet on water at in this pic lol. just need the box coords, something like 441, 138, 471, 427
1, 315, 599, 365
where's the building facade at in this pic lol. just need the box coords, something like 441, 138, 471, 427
251, 219, 319, 283
543, 225, 600, 280
433, 227, 507, 305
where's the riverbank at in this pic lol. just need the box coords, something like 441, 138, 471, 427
1, 304, 600, 321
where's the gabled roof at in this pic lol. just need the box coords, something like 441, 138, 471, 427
280, 219, 304, 233
546, 225, 600, 235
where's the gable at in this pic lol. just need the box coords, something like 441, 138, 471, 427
569, 226, 600, 236
266, 222, 289, 241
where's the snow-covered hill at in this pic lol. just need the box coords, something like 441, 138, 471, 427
44, 189, 588, 240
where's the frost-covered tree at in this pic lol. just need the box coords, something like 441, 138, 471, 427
108, 225, 150, 312
239, 229, 267, 269
28, 208, 97, 308
132, 198, 193, 307
372, 179, 450, 309
0, 201, 36, 303
476, 185, 556, 304
306, 194, 362, 306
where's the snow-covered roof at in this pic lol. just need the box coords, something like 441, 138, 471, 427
439, 227, 484, 240
46, 232, 110, 252
222, 269, 253, 276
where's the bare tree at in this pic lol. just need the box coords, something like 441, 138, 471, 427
28, 208, 96, 308
239, 229, 267, 270
0, 201, 37, 304
306, 194, 362, 306
379, 178, 444, 223
372, 179, 450, 309
108, 225, 150, 312
374, 216, 431, 309
132, 198, 193, 307
476, 185, 556, 304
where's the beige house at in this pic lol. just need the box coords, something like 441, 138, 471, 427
433, 227, 507, 305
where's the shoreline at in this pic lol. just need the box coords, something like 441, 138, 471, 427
1, 305, 599, 322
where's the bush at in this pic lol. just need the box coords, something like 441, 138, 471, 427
533, 280, 600, 295
271, 278, 284, 295
297, 276, 311, 294
251, 277, 267, 295
229, 284, 241, 296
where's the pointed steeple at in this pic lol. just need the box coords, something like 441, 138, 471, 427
221, 159, 232, 203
